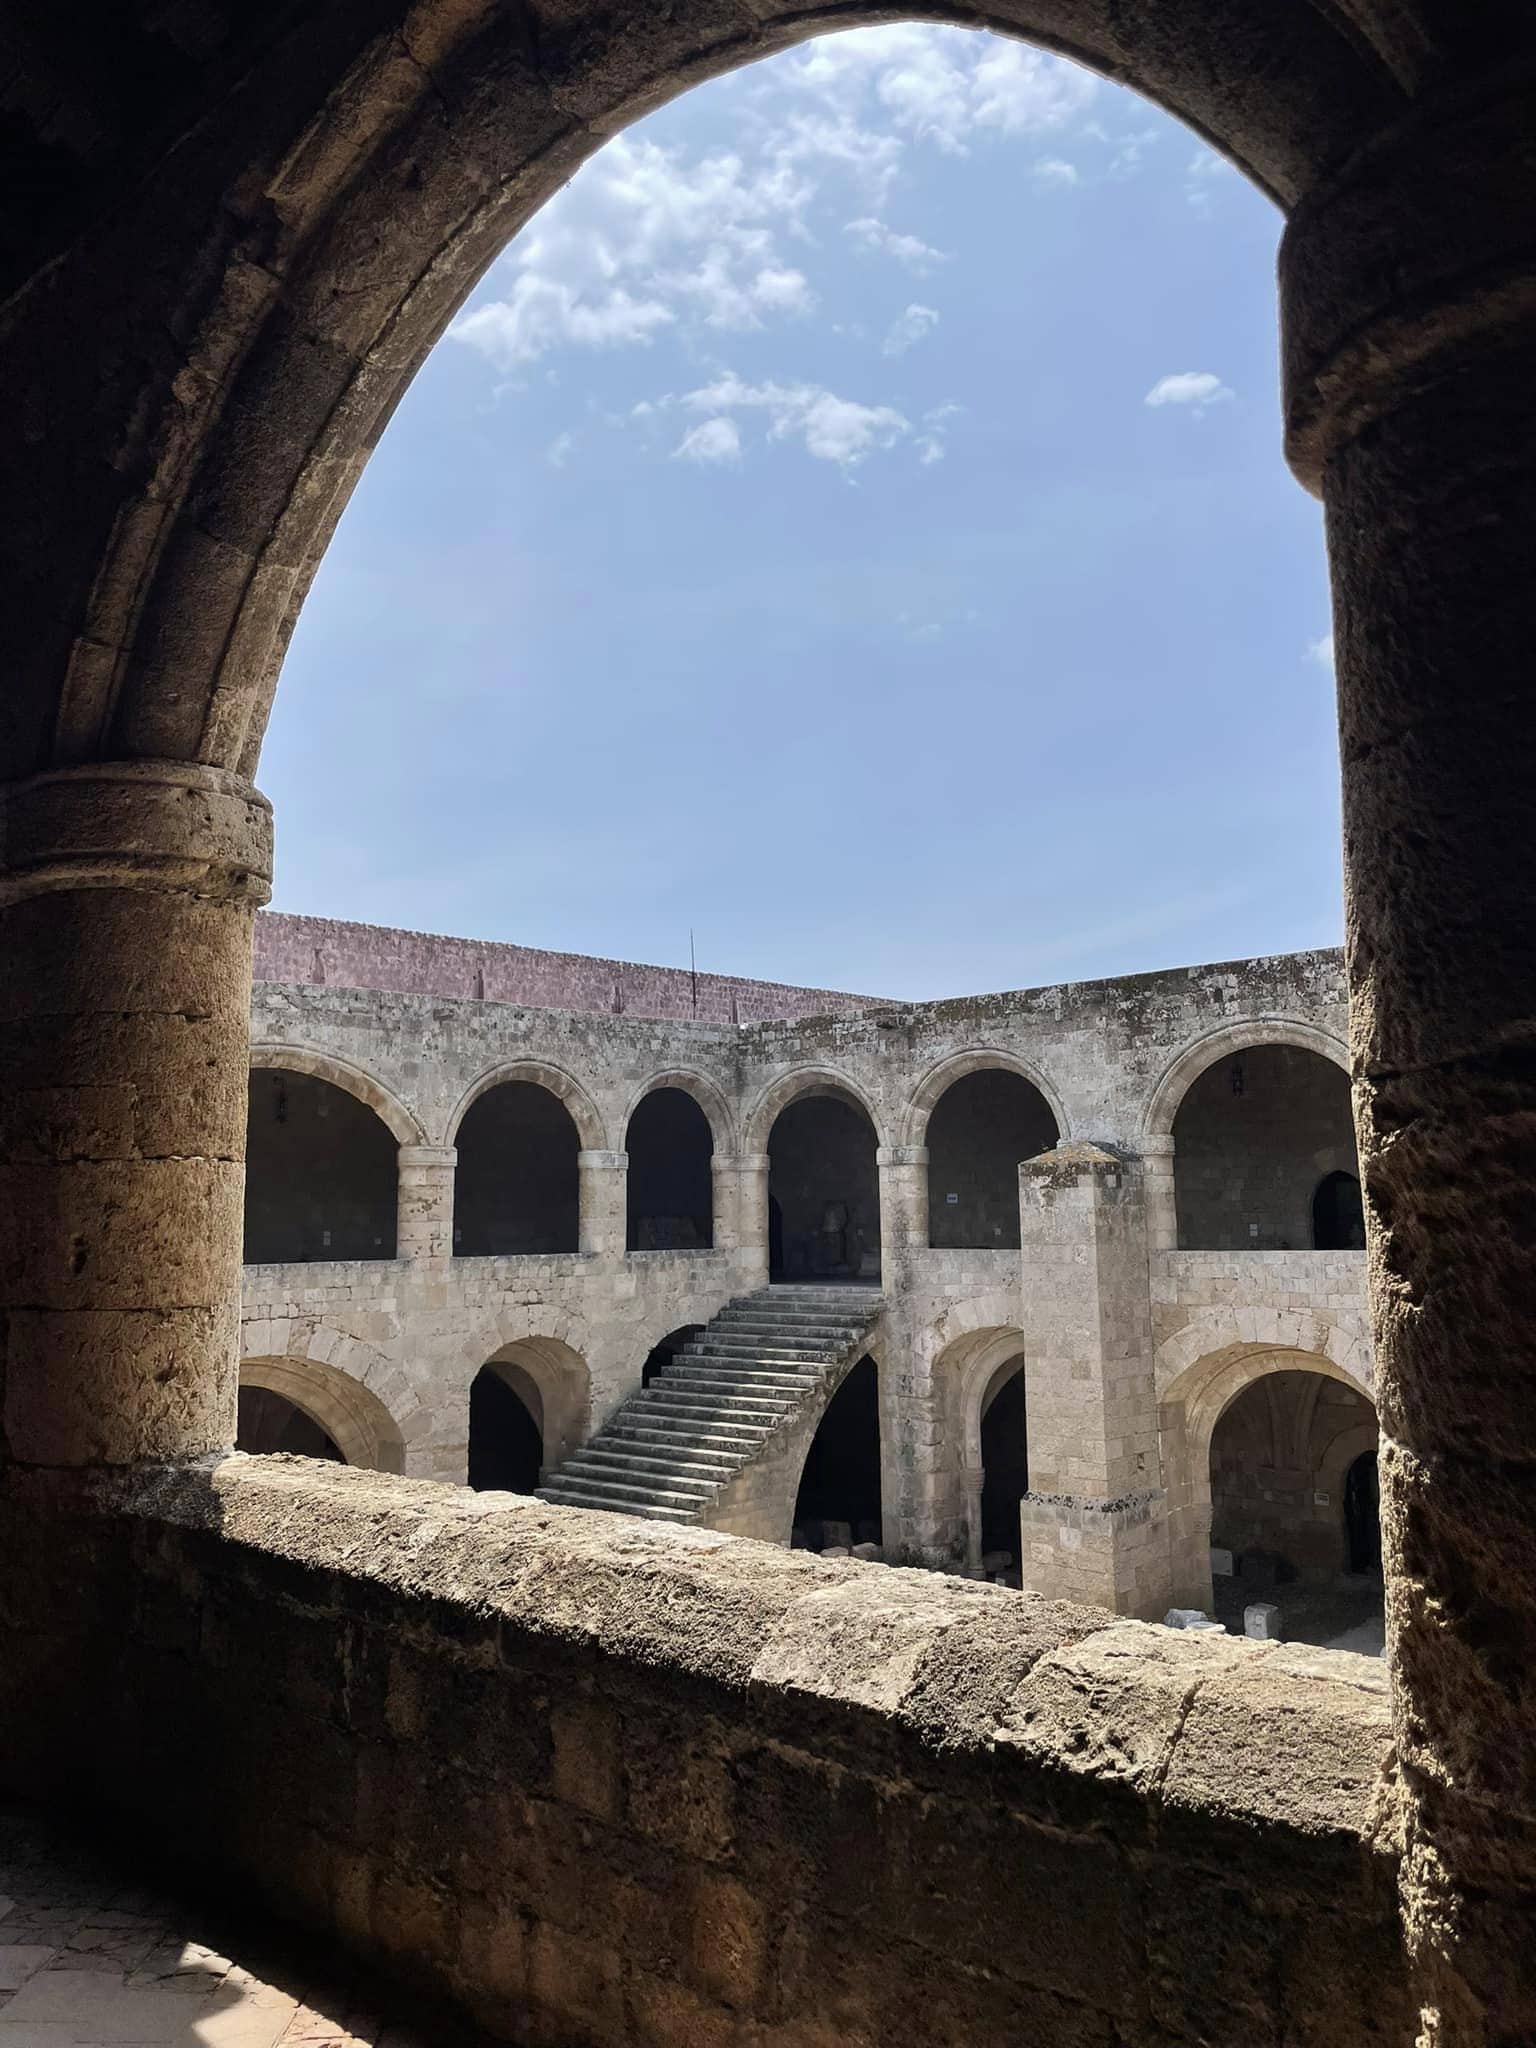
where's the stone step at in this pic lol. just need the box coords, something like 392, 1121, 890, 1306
538, 1472, 711, 1511
639, 1382, 794, 1414
683, 1338, 841, 1361
559, 1458, 720, 1499
534, 1485, 695, 1524
570, 1444, 738, 1481
608, 1421, 768, 1455
662, 1360, 824, 1388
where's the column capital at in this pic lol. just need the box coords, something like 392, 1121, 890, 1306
0, 760, 272, 908
1138, 1133, 1176, 1161
398, 1146, 456, 1170
877, 1145, 928, 1169
577, 1149, 627, 1172
1281, 72, 1536, 490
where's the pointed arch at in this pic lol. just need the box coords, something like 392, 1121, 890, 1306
903, 1049, 1069, 1148
1142, 1018, 1350, 1139
445, 1060, 607, 1152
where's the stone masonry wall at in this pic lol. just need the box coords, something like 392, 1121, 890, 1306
254, 913, 889, 1027
0, 1460, 1409, 2048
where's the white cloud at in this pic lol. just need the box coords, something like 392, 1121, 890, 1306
844, 216, 947, 271
773, 24, 1097, 161
1145, 371, 1236, 414
1185, 147, 1236, 213
673, 417, 742, 466
914, 400, 962, 464
1308, 633, 1336, 670
546, 431, 574, 468
449, 133, 813, 369
671, 371, 911, 468
882, 303, 940, 356
1033, 157, 1079, 187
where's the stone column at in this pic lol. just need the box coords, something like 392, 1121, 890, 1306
1281, 75, 1536, 2044
0, 762, 272, 1467
732, 1153, 772, 1288
1016, 1143, 1167, 1619
1140, 1134, 1178, 1254
876, 1145, 929, 1279
577, 1150, 627, 1258
397, 1147, 455, 1260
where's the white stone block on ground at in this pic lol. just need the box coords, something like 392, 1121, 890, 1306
851, 1542, 883, 1562
1244, 1602, 1284, 1641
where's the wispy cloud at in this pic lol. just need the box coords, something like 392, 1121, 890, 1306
882, 303, 940, 356
844, 216, 947, 272
1033, 157, 1079, 188
1145, 371, 1235, 415
1308, 633, 1336, 670
653, 371, 915, 469
673, 417, 743, 466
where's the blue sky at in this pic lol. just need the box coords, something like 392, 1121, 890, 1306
264, 24, 1341, 1001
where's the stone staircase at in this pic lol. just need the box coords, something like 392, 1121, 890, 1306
535, 1286, 883, 1524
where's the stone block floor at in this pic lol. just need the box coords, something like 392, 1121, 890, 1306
0, 1805, 495, 2048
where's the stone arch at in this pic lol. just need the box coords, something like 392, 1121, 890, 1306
1142, 1018, 1350, 1140
1158, 1337, 1376, 1610
743, 1066, 886, 1153
238, 1346, 411, 1474
623, 1070, 737, 1156
249, 1044, 425, 1147
444, 1060, 607, 1152
930, 1317, 1031, 1571
1155, 1303, 1371, 1404
33, 7, 1401, 792
903, 1049, 1070, 1148
478, 1335, 591, 1471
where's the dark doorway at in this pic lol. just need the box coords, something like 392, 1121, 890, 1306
927, 1072, 1058, 1249
1345, 1449, 1382, 1575
244, 1069, 398, 1263
768, 1094, 880, 1282
642, 1324, 704, 1389
236, 1386, 344, 1462
454, 1081, 580, 1255
626, 1089, 713, 1250
1313, 1170, 1366, 1251
793, 1356, 881, 1546
468, 1366, 543, 1492
979, 1365, 1029, 1557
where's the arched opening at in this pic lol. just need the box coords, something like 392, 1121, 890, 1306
626, 1089, 714, 1251
979, 1360, 1029, 1569
1172, 1045, 1359, 1251
925, 1070, 1059, 1249
454, 1081, 580, 1256
235, 1386, 344, 1463
767, 1093, 880, 1284
641, 1324, 705, 1389
468, 1363, 544, 1493
792, 1357, 881, 1552
1208, 1367, 1381, 1650
1313, 1169, 1366, 1251
244, 1068, 399, 1264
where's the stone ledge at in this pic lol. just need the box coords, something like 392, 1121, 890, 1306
40, 1454, 1392, 1838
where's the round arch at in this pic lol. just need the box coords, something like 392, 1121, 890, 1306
623, 1070, 738, 1155
249, 1044, 426, 1148
42, 7, 1401, 788
930, 1320, 1032, 1475
238, 1354, 408, 1473
1142, 1018, 1350, 1140
479, 1335, 591, 1470
902, 1050, 1070, 1149
444, 1060, 607, 1152
744, 1066, 887, 1154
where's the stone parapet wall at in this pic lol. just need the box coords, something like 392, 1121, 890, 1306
254, 913, 889, 1026
0, 1460, 1408, 2048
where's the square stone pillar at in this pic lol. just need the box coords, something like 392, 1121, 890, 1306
397, 1147, 455, 1261
1017, 1142, 1170, 1619
577, 1150, 627, 1259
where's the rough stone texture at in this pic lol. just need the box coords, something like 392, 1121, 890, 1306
0, 1459, 1408, 2047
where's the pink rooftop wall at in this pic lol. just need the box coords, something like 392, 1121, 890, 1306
253, 913, 890, 1026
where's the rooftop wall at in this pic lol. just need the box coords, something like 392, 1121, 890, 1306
254, 913, 889, 1026
0, 1460, 1407, 2047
